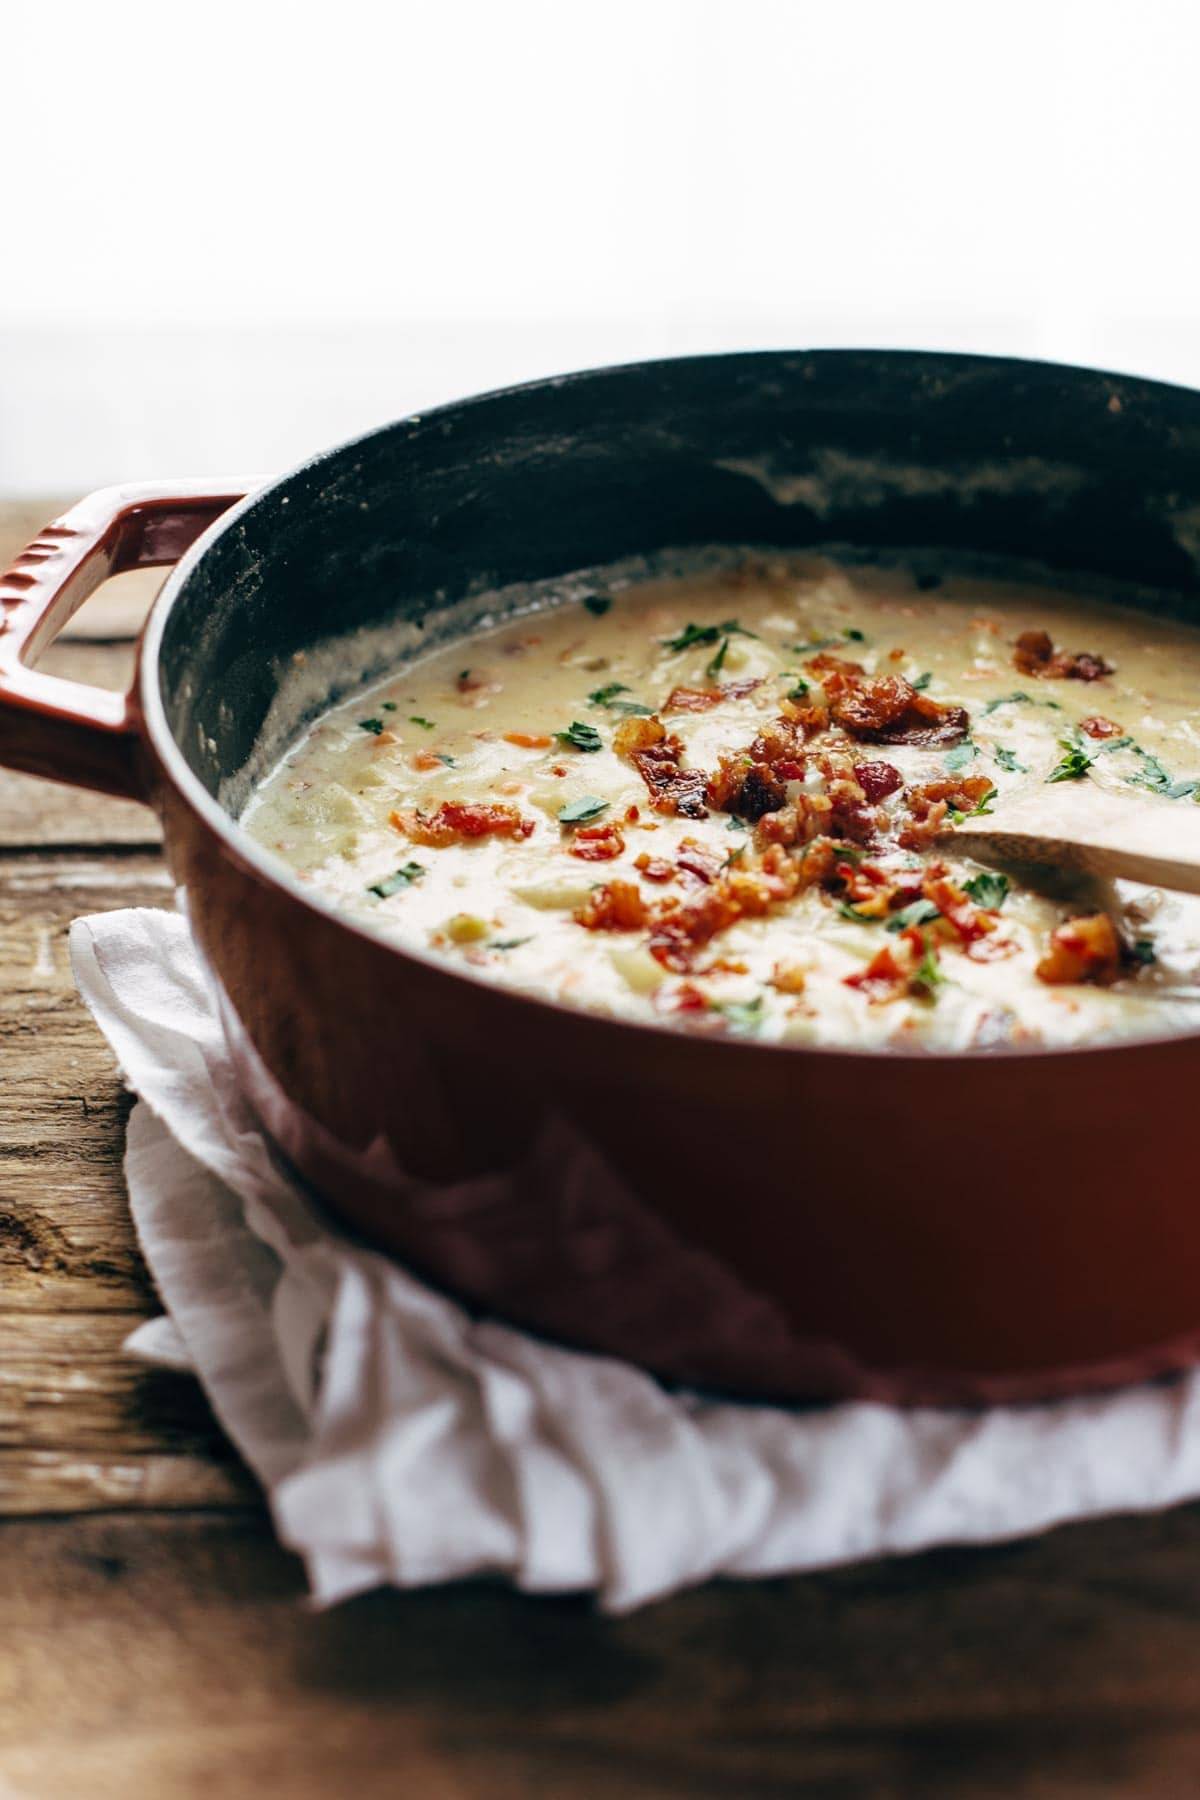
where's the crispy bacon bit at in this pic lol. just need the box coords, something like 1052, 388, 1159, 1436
806, 651, 864, 684
770, 962, 808, 994
624, 804, 640, 822
634, 853, 674, 883
898, 775, 995, 850
676, 839, 725, 885
707, 718, 806, 819
755, 789, 834, 849
664, 686, 721, 714
844, 925, 936, 1001
503, 731, 552, 748
1080, 714, 1121, 739
613, 713, 709, 818
411, 749, 443, 771
574, 880, 647, 932
613, 715, 666, 758
393, 800, 534, 847
1014, 629, 1114, 682
569, 822, 626, 862
844, 940, 909, 1000
854, 760, 903, 802
830, 673, 969, 747
780, 698, 831, 737
1035, 913, 1121, 985
839, 858, 910, 919
661, 981, 710, 1015
923, 873, 1011, 961
663, 678, 763, 713
578, 839, 807, 971
456, 668, 487, 692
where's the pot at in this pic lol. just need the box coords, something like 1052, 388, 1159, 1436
4, 349, 1199, 1406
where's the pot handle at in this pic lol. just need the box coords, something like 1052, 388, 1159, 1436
0, 481, 252, 800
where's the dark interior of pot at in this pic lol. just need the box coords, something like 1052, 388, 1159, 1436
157, 349, 1200, 803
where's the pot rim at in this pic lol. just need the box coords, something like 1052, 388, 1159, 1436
136, 345, 1200, 1070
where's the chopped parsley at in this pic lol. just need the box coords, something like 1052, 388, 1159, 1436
558, 795, 609, 826
911, 935, 945, 998
367, 862, 426, 898
1046, 740, 1093, 783
946, 786, 997, 822
886, 898, 942, 932
792, 627, 865, 654
488, 935, 535, 951
992, 745, 1027, 773
982, 690, 1062, 715
944, 741, 978, 773
1125, 744, 1200, 799
705, 636, 730, 680
663, 619, 756, 652
358, 717, 384, 735
436, 752, 456, 767
785, 675, 810, 701
714, 994, 765, 1032
963, 870, 1010, 909
588, 682, 654, 716
409, 715, 436, 730
582, 595, 611, 616
726, 816, 748, 833
381, 701, 397, 712
556, 720, 603, 753
910, 672, 933, 692
1131, 938, 1157, 965
1097, 735, 1134, 755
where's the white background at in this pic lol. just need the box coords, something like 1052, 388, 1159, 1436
3, 0, 1200, 493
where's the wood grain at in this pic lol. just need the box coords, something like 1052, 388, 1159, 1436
6, 1509, 1200, 1797
0, 850, 250, 1516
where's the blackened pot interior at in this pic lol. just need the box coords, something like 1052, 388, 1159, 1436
157, 349, 1200, 805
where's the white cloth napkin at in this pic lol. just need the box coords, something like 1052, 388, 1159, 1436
69, 906, 1200, 1612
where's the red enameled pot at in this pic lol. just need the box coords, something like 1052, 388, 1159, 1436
3, 350, 1199, 1407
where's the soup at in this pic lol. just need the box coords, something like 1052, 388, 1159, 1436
241, 554, 1200, 1050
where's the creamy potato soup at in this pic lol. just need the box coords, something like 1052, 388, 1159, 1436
241, 555, 1200, 1050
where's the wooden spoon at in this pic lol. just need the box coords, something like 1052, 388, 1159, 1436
940, 783, 1200, 897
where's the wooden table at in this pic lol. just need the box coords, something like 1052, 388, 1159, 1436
5, 499, 1200, 1799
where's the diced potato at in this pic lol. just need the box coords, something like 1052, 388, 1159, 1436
447, 913, 490, 943
512, 876, 595, 911
609, 944, 664, 995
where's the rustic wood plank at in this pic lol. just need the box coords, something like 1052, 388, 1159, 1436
0, 1450, 251, 1517
6, 1508, 1200, 1797
0, 849, 250, 1515
0, 852, 171, 1325
0, 1312, 254, 1515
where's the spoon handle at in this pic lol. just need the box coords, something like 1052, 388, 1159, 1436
945, 785, 1200, 897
